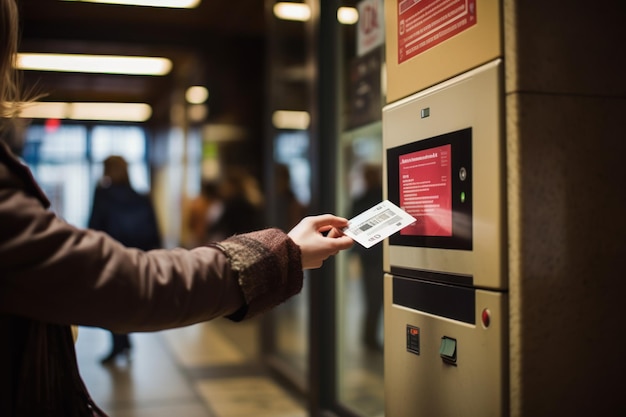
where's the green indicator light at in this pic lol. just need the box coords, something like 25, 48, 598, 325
460, 192, 466, 203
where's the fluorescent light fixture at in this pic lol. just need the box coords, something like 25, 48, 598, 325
16, 53, 172, 76
337, 7, 358, 25
19, 102, 68, 120
273, 3, 311, 22
18, 102, 152, 122
63, 0, 201, 8
272, 110, 310, 130
185, 86, 209, 104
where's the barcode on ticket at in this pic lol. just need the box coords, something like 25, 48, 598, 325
351, 209, 402, 235
343, 200, 416, 248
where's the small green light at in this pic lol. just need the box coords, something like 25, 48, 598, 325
460, 192, 466, 203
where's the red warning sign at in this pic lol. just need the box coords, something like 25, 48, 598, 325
397, 0, 477, 63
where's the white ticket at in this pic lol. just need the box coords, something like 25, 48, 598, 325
343, 200, 416, 248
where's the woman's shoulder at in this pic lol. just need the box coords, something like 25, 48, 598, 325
0, 141, 50, 208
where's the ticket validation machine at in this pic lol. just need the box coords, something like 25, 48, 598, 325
383, 60, 508, 416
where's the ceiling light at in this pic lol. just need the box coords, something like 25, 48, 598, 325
272, 110, 310, 130
273, 3, 311, 22
185, 86, 209, 104
16, 53, 172, 76
19, 102, 68, 119
18, 102, 152, 122
63, 0, 201, 8
337, 7, 358, 25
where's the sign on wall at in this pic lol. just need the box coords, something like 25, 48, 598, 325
397, 0, 477, 63
357, 0, 385, 57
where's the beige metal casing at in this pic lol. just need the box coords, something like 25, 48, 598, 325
384, 273, 508, 417
384, 0, 502, 103
382, 59, 505, 290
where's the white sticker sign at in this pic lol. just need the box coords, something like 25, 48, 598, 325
357, 0, 385, 57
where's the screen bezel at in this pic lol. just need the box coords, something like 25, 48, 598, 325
387, 127, 472, 250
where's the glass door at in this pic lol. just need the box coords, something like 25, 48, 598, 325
334, 0, 386, 415
22, 123, 152, 229
261, 0, 312, 393
336, 123, 385, 417
262, 2, 386, 415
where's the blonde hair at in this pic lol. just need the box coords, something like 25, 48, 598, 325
0, 0, 39, 143
1, 0, 21, 120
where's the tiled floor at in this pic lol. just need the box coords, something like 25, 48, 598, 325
75, 318, 306, 417
74, 268, 385, 417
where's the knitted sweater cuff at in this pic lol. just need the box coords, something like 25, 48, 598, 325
210, 228, 303, 320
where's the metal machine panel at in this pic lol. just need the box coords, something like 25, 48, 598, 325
384, 273, 508, 417
382, 59, 505, 290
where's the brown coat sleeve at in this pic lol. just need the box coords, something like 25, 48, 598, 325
0, 159, 303, 333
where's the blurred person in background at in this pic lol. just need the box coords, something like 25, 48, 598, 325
274, 163, 307, 232
88, 155, 162, 365
186, 180, 222, 246
207, 167, 265, 241
0, 1, 354, 415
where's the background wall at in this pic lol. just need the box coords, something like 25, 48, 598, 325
505, 1, 626, 416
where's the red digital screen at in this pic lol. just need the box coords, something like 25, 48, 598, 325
399, 144, 452, 236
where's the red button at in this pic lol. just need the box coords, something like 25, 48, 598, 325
481, 308, 491, 328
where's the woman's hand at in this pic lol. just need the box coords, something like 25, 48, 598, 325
288, 214, 354, 269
